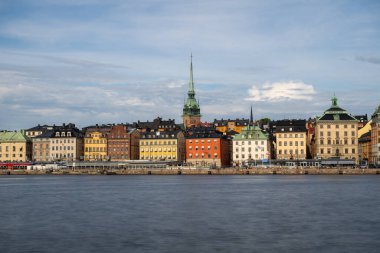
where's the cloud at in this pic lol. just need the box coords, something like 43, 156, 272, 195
246, 81, 316, 102
166, 80, 186, 88
356, 56, 380, 65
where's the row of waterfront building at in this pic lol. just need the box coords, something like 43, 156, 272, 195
1, 57, 379, 167
0, 97, 379, 167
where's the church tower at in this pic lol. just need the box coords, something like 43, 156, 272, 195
182, 55, 201, 129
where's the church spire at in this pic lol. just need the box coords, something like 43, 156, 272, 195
188, 53, 195, 98
249, 105, 253, 126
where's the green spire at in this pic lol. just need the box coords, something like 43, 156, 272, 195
331, 94, 338, 107
183, 54, 201, 117
188, 53, 195, 98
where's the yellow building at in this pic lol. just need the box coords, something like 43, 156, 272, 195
139, 130, 185, 162
214, 118, 249, 134
84, 126, 111, 161
273, 120, 307, 160
315, 96, 359, 162
0, 131, 32, 162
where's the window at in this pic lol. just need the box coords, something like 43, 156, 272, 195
320, 140, 324, 145
352, 149, 355, 154
279, 141, 282, 146
320, 148, 324, 154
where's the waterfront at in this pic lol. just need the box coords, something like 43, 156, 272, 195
1, 175, 380, 253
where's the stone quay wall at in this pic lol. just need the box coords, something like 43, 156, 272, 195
1, 167, 379, 176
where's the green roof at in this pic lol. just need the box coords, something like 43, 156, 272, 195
317, 95, 357, 122
233, 125, 268, 140
0, 131, 31, 142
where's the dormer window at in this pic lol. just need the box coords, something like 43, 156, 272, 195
61, 132, 65, 137
55, 132, 60, 137
67, 132, 71, 137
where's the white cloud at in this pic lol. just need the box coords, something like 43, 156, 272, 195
246, 81, 316, 102
167, 80, 186, 88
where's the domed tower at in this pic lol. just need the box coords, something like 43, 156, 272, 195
182, 55, 201, 128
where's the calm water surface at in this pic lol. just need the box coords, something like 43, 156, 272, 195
0, 175, 379, 253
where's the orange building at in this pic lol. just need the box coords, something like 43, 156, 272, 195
185, 127, 231, 168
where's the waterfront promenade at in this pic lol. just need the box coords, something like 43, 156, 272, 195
1, 167, 379, 176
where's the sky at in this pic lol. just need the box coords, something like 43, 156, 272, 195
0, 0, 379, 130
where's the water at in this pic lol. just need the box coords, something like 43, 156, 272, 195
0, 175, 379, 253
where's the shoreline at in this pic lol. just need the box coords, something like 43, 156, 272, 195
1, 167, 379, 176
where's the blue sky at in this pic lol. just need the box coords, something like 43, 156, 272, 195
0, 0, 379, 130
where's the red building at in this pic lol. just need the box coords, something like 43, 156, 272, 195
185, 127, 231, 168
107, 125, 140, 161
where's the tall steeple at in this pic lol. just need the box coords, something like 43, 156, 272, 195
249, 105, 253, 126
188, 53, 195, 98
182, 54, 201, 128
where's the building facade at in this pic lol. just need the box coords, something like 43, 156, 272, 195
315, 96, 359, 162
84, 125, 111, 161
0, 131, 32, 162
139, 130, 185, 162
183, 56, 201, 129
185, 127, 231, 167
233, 124, 270, 166
370, 106, 380, 165
271, 120, 307, 160
107, 124, 140, 161
33, 123, 84, 162
358, 131, 371, 164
